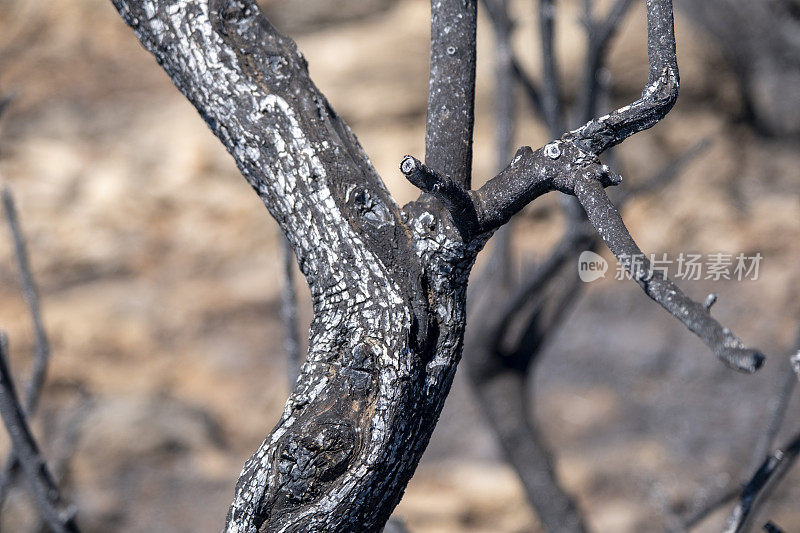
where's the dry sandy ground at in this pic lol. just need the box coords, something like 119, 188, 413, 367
0, 0, 798, 531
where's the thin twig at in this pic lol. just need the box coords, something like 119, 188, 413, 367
31, 391, 92, 533
0, 332, 79, 532
574, 177, 764, 372
578, 0, 638, 123
0, 187, 53, 505
722, 431, 800, 533
752, 368, 797, 470
538, 0, 564, 135
1, 188, 50, 413
400, 155, 479, 238
678, 328, 800, 529
280, 235, 301, 388
481, 0, 546, 121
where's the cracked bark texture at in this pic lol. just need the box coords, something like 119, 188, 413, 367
109, 2, 482, 531
107, 0, 764, 531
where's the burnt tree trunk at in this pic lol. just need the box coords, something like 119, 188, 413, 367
106, 1, 763, 531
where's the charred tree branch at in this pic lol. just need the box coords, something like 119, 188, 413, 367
0, 187, 53, 506
0, 188, 50, 415
680, 330, 800, 528
723, 431, 800, 533
108, 1, 479, 530
280, 234, 301, 387
106, 0, 767, 531
425, 0, 478, 187
0, 333, 78, 533
579, 0, 637, 123
400, 155, 479, 237
538, 0, 563, 134
573, 177, 764, 373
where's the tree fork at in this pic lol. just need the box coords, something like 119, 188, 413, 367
106, 0, 764, 531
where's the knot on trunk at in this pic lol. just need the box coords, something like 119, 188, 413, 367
276, 421, 357, 505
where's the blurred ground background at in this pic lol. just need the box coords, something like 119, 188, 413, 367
0, 0, 798, 531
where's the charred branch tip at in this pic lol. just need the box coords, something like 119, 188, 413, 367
704, 293, 718, 311
600, 164, 622, 186
399, 155, 452, 194
399, 155, 479, 237
721, 347, 765, 374
399, 155, 424, 181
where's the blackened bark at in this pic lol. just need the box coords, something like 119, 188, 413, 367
465, 3, 587, 530
108, 2, 482, 530
425, 0, 478, 187
573, 178, 763, 372
106, 0, 765, 531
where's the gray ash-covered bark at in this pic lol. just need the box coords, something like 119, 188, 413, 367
106, 0, 765, 531
109, 1, 484, 530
